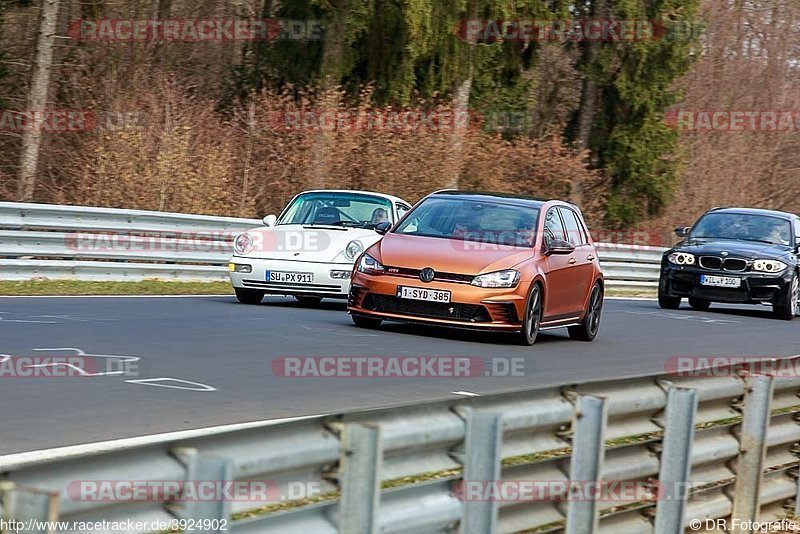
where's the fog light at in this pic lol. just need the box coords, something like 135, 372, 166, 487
230, 263, 252, 273
331, 270, 352, 279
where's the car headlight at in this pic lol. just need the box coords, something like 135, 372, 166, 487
234, 233, 254, 255
752, 259, 787, 273
357, 253, 385, 275
668, 252, 695, 266
471, 270, 520, 288
345, 240, 364, 261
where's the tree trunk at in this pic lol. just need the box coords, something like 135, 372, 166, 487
17, 0, 60, 201
446, 77, 472, 189
572, 0, 606, 206
310, 0, 349, 189
445, 0, 477, 190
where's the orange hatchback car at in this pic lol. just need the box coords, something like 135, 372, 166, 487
348, 191, 605, 345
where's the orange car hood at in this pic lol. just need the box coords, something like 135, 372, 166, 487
377, 233, 533, 275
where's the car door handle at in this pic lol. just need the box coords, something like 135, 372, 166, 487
587, 255, 595, 261
569, 258, 577, 265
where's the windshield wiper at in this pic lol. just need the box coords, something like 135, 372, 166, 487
302, 223, 349, 230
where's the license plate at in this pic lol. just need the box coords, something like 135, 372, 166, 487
266, 271, 314, 284
396, 286, 451, 303
700, 275, 741, 288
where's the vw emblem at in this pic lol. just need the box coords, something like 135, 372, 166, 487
420, 268, 435, 283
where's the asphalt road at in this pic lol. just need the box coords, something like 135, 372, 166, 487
0, 295, 798, 455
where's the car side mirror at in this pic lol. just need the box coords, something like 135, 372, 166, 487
375, 221, 392, 235
545, 239, 575, 256
674, 226, 691, 238
262, 214, 277, 227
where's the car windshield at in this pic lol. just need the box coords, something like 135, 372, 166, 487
278, 192, 393, 228
393, 197, 540, 247
690, 213, 793, 245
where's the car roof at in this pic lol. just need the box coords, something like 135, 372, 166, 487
428, 190, 552, 209
298, 189, 409, 205
707, 207, 797, 220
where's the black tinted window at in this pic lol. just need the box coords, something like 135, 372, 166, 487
559, 208, 587, 246
544, 208, 566, 245
691, 213, 792, 245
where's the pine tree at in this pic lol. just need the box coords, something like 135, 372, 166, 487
568, 0, 702, 225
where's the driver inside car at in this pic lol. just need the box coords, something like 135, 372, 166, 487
370, 208, 389, 226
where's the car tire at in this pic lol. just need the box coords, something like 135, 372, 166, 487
569, 283, 604, 342
658, 289, 681, 310
773, 274, 799, 321
295, 296, 323, 306
517, 283, 543, 346
688, 296, 711, 311
235, 288, 265, 305
351, 314, 382, 329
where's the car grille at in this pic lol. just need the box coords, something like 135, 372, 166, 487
349, 286, 368, 307
243, 280, 342, 293
699, 256, 722, 270
483, 302, 519, 323
698, 256, 748, 272
384, 266, 474, 284
363, 294, 491, 322
723, 258, 748, 272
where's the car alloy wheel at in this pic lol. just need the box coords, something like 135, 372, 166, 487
569, 283, 604, 342
774, 274, 799, 320
792, 276, 800, 317
518, 284, 542, 346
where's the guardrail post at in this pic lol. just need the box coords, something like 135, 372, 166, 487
0, 482, 59, 534
169, 449, 233, 533
566, 395, 607, 534
732, 374, 774, 528
459, 408, 503, 534
654, 387, 698, 534
795, 468, 800, 518
338, 423, 382, 534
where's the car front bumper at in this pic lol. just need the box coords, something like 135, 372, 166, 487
659, 264, 794, 304
229, 256, 353, 298
347, 271, 528, 331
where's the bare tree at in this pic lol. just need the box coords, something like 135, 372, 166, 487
17, 0, 60, 201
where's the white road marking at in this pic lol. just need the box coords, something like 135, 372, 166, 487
125, 377, 217, 391
623, 310, 740, 324
451, 391, 481, 397
0, 414, 326, 470
25, 347, 141, 376
0, 313, 58, 324
30, 314, 119, 322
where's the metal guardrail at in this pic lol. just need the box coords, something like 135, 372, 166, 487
1, 358, 799, 533
0, 202, 666, 287
0, 202, 260, 282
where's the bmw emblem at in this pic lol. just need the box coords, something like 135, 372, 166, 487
721, 251, 729, 257
420, 268, 435, 283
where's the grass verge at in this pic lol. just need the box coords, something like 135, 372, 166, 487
605, 287, 657, 299
0, 280, 234, 296
0, 280, 657, 298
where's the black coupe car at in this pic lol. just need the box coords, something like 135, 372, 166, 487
659, 207, 800, 319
